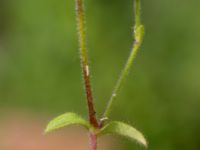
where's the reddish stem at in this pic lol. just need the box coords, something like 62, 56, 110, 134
89, 132, 97, 150
76, 0, 99, 128
82, 64, 99, 128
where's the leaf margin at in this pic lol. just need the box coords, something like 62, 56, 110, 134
45, 112, 90, 134
99, 121, 147, 147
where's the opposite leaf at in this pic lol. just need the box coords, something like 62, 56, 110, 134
45, 112, 90, 133
99, 121, 147, 147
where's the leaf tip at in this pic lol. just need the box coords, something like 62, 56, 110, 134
44, 126, 51, 134
139, 135, 148, 148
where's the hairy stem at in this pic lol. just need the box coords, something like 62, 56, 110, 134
89, 132, 97, 150
101, 0, 144, 120
75, 0, 98, 128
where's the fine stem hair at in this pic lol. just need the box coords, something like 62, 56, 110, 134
75, 0, 99, 128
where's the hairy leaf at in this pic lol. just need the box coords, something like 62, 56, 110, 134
99, 121, 147, 147
45, 112, 90, 133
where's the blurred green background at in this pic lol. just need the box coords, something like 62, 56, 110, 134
0, 0, 200, 150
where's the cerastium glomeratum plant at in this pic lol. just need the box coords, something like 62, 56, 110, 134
45, 0, 147, 150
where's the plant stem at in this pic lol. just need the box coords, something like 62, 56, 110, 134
89, 132, 97, 150
75, 0, 99, 128
135, 0, 141, 28
101, 0, 144, 120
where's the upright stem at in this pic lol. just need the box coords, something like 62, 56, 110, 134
101, 0, 144, 120
135, 0, 141, 28
89, 132, 97, 150
75, 0, 99, 128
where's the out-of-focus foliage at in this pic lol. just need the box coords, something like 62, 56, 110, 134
0, 0, 200, 150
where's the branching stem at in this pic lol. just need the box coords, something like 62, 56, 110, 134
101, 0, 144, 120
75, 0, 99, 129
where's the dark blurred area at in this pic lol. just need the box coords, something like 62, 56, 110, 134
0, 0, 200, 150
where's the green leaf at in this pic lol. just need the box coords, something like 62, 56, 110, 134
45, 112, 90, 133
99, 121, 147, 147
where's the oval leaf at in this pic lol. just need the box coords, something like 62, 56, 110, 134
45, 112, 90, 133
99, 121, 147, 147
